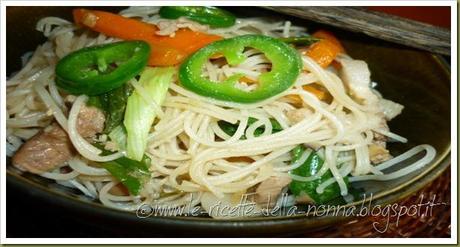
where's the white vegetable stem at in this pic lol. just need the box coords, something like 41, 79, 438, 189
124, 67, 175, 161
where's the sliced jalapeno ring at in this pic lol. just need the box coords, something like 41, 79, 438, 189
55, 41, 150, 96
159, 6, 236, 28
179, 35, 302, 103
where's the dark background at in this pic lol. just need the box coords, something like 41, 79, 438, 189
7, 184, 111, 237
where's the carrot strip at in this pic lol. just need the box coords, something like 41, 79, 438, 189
226, 156, 254, 163
285, 84, 331, 107
291, 30, 342, 106
302, 84, 329, 100
304, 30, 344, 68
239, 76, 258, 84
312, 30, 345, 53
73, 8, 222, 66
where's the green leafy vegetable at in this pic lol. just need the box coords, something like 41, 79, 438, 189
278, 36, 320, 46
87, 83, 134, 133
94, 143, 151, 195
103, 162, 142, 195
103, 154, 151, 195
289, 146, 348, 204
124, 67, 175, 161
218, 117, 283, 139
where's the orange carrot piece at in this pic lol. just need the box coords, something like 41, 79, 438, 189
73, 8, 222, 66
73, 9, 157, 40
304, 30, 344, 68
285, 84, 330, 107
284, 94, 304, 107
312, 30, 345, 53
302, 84, 329, 100
227, 156, 254, 163
239, 76, 258, 84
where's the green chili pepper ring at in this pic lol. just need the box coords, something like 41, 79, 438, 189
55, 41, 150, 96
179, 35, 302, 103
159, 6, 236, 28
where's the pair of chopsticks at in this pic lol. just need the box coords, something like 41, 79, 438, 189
262, 6, 450, 56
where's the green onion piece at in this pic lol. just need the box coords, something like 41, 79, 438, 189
278, 36, 320, 46
103, 154, 151, 195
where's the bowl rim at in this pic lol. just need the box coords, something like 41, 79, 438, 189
6, 151, 451, 226
6, 54, 451, 226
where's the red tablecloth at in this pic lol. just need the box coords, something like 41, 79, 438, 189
367, 7, 451, 28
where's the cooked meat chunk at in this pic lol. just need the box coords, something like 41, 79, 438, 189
12, 123, 75, 174
12, 104, 105, 174
295, 192, 315, 204
254, 176, 292, 208
286, 108, 311, 124
369, 144, 392, 164
379, 98, 404, 121
339, 57, 403, 163
338, 58, 379, 107
373, 119, 389, 147
77, 105, 105, 138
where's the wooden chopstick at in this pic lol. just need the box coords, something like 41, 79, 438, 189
261, 6, 451, 56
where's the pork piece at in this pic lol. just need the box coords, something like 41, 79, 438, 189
254, 176, 292, 208
77, 105, 105, 138
379, 98, 404, 121
295, 192, 315, 204
373, 119, 390, 147
369, 143, 392, 164
12, 105, 105, 174
338, 57, 400, 165
286, 108, 311, 125
338, 58, 379, 107
370, 120, 392, 164
12, 123, 75, 174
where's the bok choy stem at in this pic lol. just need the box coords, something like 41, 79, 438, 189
124, 67, 175, 161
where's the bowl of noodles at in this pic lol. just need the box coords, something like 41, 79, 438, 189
6, 6, 450, 236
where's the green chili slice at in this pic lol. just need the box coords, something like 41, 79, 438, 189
55, 41, 150, 96
159, 6, 236, 28
179, 35, 302, 103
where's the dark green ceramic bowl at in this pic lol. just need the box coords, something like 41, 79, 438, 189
6, 6, 451, 237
